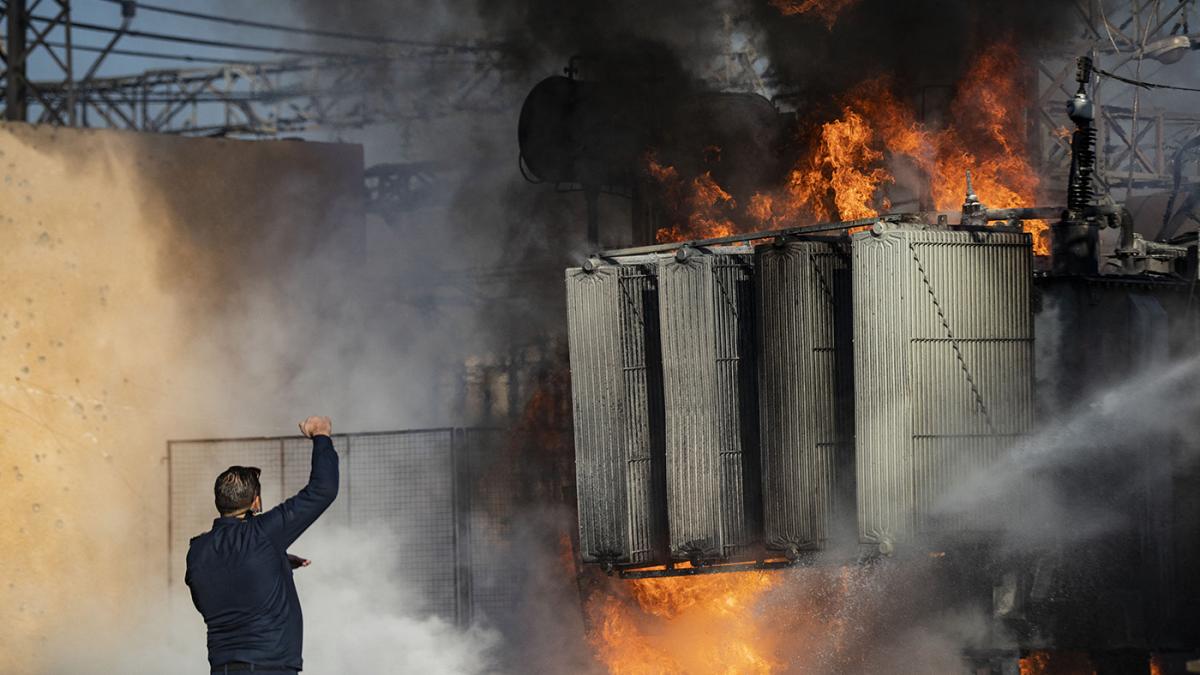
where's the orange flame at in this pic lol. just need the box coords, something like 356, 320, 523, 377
589, 570, 782, 674
647, 152, 739, 243
769, 0, 862, 29
587, 567, 868, 674
652, 42, 1050, 255
786, 107, 891, 223
1018, 651, 1097, 675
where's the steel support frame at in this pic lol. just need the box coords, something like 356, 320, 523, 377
1, 0, 74, 123
36, 52, 510, 137
365, 161, 443, 218
3, 0, 511, 138
1035, 0, 1200, 194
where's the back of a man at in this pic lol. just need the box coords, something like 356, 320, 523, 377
186, 416, 339, 674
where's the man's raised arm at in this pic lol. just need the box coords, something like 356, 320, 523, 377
260, 416, 339, 548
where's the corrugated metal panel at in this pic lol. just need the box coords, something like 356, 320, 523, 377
565, 263, 667, 565
658, 252, 762, 561
852, 225, 1033, 548
755, 240, 854, 553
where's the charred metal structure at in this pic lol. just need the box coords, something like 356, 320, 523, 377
562, 57, 1200, 670
565, 249, 764, 567
566, 262, 667, 567
657, 250, 761, 563
755, 240, 853, 556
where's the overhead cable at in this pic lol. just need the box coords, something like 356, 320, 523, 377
92, 0, 503, 53
1096, 66, 1200, 92
32, 15, 396, 60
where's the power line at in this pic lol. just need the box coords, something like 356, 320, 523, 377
94, 0, 504, 53
30, 14, 401, 61
47, 42, 486, 78
1097, 66, 1200, 93
46, 40, 255, 66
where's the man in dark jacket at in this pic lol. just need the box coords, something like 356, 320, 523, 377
186, 416, 339, 674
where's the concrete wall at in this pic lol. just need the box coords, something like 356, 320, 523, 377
0, 122, 364, 672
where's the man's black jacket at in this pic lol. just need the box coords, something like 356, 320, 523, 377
186, 435, 339, 671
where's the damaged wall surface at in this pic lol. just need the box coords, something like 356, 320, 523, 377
0, 121, 365, 672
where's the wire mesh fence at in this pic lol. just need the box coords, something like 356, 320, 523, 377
167, 428, 513, 626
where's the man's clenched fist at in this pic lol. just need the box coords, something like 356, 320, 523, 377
298, 416, 332, 438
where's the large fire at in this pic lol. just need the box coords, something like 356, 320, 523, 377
587, 568, 1165, 674
587, 567, 866, 674
604, 40, 1056, 675
589, 570, 781, 674
649, 42, 1049, 254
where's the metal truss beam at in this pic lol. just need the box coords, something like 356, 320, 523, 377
31, 52, 511, 137
1035, 0, 1200, 194
0, 0, 513, 137
2, 0, 76, 123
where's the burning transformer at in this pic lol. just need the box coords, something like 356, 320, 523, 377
559, 57, 1200, 662
567, 203, 1041, 567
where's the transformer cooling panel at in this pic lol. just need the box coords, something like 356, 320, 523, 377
657, 252, 762, 562
852, 225, 1034, 550
565, 263, 667, 566
755, 240, 854, 554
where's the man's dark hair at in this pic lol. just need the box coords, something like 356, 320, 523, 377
214, 465, 262, 515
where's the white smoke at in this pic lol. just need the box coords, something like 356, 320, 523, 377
934, 352, 1200, 550
296, 526, 500, 674
42, 525, 500, 674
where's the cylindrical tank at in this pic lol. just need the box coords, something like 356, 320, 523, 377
657, 249, 762, 562
518, 75, 653, 187
755, 239, 855, 555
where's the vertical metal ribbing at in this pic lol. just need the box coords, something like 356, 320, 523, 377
617, 266, 668, 564
853, 227, 1033, 547
566, 264, 667, 566
756, 241, 852, 553
853, 231, 912, 546
658, 253, 761, 562
566, 266, 630, 563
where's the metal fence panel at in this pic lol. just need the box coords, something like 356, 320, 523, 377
460, 429, 520, 625
347, 431, 459, 618
168, 428, 515, 626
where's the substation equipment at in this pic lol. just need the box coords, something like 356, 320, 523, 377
561, 58, 1200, 670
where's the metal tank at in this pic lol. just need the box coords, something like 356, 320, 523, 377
656, 248, 762, 562
1033, 277, 1200, 648
755, 239, 854, 556
852, 223, 1034, 551
565, 259, 668, 567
